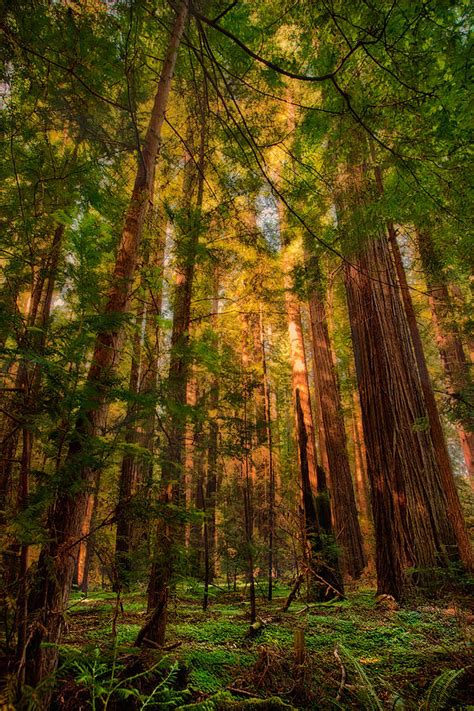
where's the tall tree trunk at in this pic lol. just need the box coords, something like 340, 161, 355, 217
351, 387, 371, 527
0, 225, 63, 530
305, 249, 366, 579
206, 268, 220, 582
344, 229, 469, 599
78, 472, 101, 595
259, 308, 276, 600
8, 224, 63, 671
384, 222, 472, 567
281, 240, 343, 600
242, 453, 257, 624
137, 94, 205, 647
21, 3, 188, 688
186, 376, 200, 570
241, 314, 257, 624
416, 229, 474, 484
201, 474, 210, 611
371, 156, 471, 562
75, 487, 96, 590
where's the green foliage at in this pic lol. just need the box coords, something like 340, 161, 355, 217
178, 693, 295, 710
63, 646, 189, 710
419, 668, 465, 711
185, 648, 255, 693
195, 692, 296, 710
174, 620, 248, 644
337, 644, 385, 711
339, 643, 465, 710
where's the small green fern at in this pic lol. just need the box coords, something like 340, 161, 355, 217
337, 645, 384, 711
419, 668, 464, 711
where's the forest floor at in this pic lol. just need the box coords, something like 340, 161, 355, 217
50, 580, 474, 710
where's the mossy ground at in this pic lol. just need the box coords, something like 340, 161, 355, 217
60, 581, 473, 709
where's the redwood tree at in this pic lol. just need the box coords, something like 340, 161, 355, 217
305, 246, 366, 579
340, 153, 471, 598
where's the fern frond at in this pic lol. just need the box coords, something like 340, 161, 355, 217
338, 644, 384, 711
420, 668, 464, 711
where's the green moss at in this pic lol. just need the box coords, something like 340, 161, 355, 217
184, 646, 256, 694
209, 692, 296, 710
62, 585, 470, 709
188, 667, 225, 693
184, 648, 255, 669
219, 605, 243, 617
174, 620, 248, 644
260, 625, 293, 649
85, 622, 141, 645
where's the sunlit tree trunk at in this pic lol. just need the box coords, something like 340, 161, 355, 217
6, 224, 64, 665
369, 158, 472, 563
259, 307, 276, 600
385, 222, 472, 566
78, 472, 101, 595
344, 229, 470, 599
281, 236, 343, 600
305, 249, 365, 579
351, 387, 371, 528
0, 225, 63, 533
240, 314, 257, 624
187, 376, 200, 568
21, 3, 188, 687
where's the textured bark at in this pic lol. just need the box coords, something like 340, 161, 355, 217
370, 159, 471, 565
306, 251, 366, 579
114, 326, 142, 589
282, 241, 343, 600
78, 472, 101, 595
187, 377, 200, 569
294, 389, 343, 600
385, 223, 472, 568
243, 453, 257, 624
75, 488, 95, 590
21, 3, 188, 687
2, 224, 64, 671
0, 225, 63, 529
344, 232, 465, 599
259, 308, 276, 600
241, 315, 257, 624
417, 229, 474, 483
351, 388, 371, 527
284, 275, 318, 495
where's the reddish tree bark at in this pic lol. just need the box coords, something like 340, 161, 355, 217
385, 222, 472, 568
259, 307, 276, 600
344, 229, 469, 599
305, 250, 366, 578
281, 237, 343, 600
